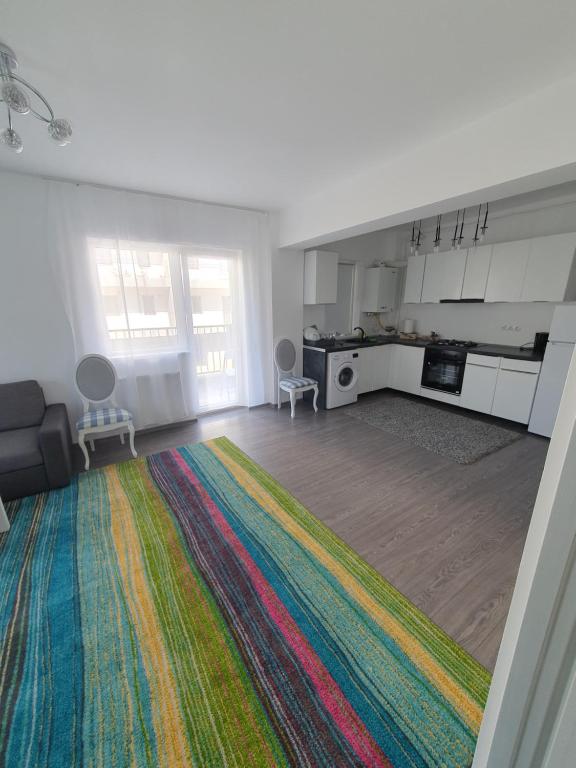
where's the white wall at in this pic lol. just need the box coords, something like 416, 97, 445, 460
279, 72, 576, 249
0, 173, 77, 410
400, 303, 556, 346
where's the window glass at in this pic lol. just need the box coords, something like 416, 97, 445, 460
90, 240, 179, 349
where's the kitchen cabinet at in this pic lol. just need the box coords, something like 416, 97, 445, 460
485, 240, 529, 302
304, 250, 339, 304
357, 345, 392, 394
420, 251, 466, 303
461, 245, 492, 300
390, 345, 424, 395
404, 233, 576, 306
521, 233, 576, 302
491, 359, 541, 424
460, 353, 499, 414
362, 266, 399, 312
403, 254, 426, 303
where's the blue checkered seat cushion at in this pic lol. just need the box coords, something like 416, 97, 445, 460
76, 407, 133, 431
279, 376, 317, 389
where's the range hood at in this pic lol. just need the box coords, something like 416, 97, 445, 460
439, 298, 485, 303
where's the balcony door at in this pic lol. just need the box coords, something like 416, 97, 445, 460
184, 249, 243, 413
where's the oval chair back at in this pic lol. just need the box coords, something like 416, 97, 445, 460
274, 338, 318, 419
75, 353, 118, 412
74, 354, 137, 470
274, 338, 297, 376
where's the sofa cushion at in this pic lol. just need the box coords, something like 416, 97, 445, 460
0, 427, 43, 474
0, 380, 46, 431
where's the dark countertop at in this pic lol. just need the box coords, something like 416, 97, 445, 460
303, 336, 544, 362
465, 343, 543, 362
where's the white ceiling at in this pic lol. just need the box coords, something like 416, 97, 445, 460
1, 0, 576, 210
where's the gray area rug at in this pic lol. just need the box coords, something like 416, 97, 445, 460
345, 392, 523, 464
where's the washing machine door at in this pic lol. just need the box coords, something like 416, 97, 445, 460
334, 363, 358, 391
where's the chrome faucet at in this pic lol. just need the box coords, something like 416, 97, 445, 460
353, 326, 366, 341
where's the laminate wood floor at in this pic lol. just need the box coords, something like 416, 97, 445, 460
78, 392, 549, 671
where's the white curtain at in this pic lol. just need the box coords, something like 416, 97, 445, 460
45, 181, 272, 429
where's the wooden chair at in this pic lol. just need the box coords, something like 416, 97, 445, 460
75, 354, 137, 470
274, 338, 318, 419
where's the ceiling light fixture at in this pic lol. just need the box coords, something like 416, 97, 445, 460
433, 214, 442, 253
0, 41, 72, 154
409, 221, 416, 255
414, 220, 422, 256
457, 208, 466, 249
451, 210, 460, 250
472, 204, 482, 247
480, 202, 489, 241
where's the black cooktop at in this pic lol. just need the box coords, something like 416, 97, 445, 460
433, 339, 478, 348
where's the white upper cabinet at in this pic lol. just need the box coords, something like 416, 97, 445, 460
403, 233, 576, 305
403, 254, 426, 303
362, 266, 399, 312
304, 250, 339, 304
421, 251, 466, 303
461, 245, 492, 300
484, 240, 529, 302
521, 233, 576, 302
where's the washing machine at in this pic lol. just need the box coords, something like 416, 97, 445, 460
325, 350, 359, 409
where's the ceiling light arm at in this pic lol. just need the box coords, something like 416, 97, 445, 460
5, 72, 54, 122
0, 40, 71, 152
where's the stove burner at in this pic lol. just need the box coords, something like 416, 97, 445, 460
434, 339, 478, 348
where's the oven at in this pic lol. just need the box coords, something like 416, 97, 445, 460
421, 346, 467, 395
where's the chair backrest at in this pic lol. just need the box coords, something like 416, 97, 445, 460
75, 354, 117, 411
0, 380, 46, 432
274, 338, 296, 375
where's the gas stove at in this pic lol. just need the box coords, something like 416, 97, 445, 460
433, 339, 478, 348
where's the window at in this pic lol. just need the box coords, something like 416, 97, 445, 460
89, 238, 243, 412
90, 239, 180, 350
142, 295, 156, 315
186, 251, 240, 412
191, 295, 203, 314
137, 251, 151, 268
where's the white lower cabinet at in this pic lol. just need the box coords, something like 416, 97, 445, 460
390, 345, 424, 395
356, 343, 540, 425
460, 354, 499, 414
461, 354, 541, 423
358, 344, 422, 395
491, 360, 541, 424
357, 346, 392, 394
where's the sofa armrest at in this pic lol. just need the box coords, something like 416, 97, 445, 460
38, 404, 74, 489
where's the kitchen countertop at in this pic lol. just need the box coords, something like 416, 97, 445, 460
303, 336, 544, 362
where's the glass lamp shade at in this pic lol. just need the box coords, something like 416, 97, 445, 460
0, 127, 23, 153
48, 118, 72, 146
1, 80, 30, 114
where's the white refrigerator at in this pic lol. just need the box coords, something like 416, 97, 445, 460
529, 305, 576, 438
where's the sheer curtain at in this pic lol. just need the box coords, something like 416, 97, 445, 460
45, 181, 272, 429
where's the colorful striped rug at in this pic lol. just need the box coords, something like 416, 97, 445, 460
0, 437, 491, 767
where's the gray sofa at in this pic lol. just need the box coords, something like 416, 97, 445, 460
0, 380, 73, 501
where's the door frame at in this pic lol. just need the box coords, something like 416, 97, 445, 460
473, 346, 576, 767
